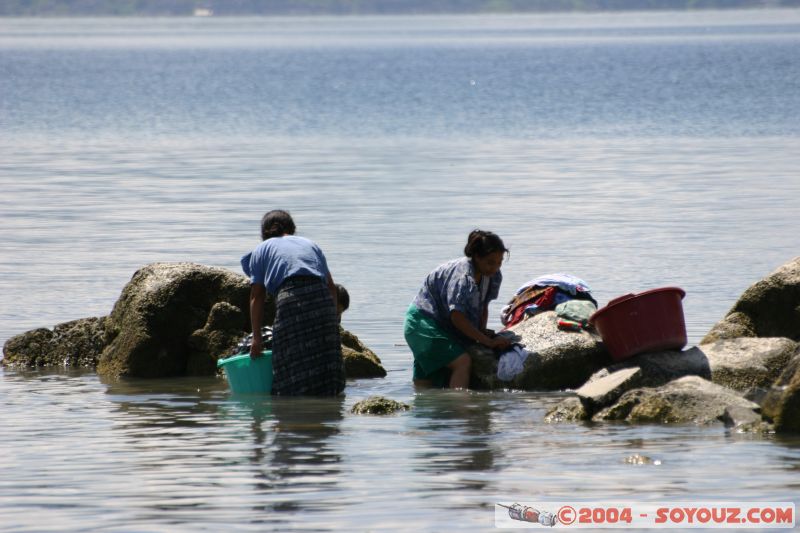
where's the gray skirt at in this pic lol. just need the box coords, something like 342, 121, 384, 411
272, 276, 345, 396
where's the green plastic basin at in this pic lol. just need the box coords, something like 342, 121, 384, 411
217, 351, 273, 394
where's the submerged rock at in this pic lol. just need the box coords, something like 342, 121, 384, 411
592, 376, 760, 425
722, 405, 773, 434
543, 396, 589, 423
470, 311, 610, 391
623, 454, 661, 465
351, 396, 410, 415
703, 256, 800, 343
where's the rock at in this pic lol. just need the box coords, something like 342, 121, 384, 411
703, 257, 800, 343
2, 317, 107, 369
601, 347, 712, 388
2, 328, 57, 368
743, 386, 770, 405
188, 302, 246, 376
470, 311, 610, 390
623, 454, 661, 465
351, 396, 410, 415
722, 405, 773, 433
576, 367, 642, 412
535, 345, 712, 421
51, 317, 109, 368
574, 347, 711, 418
2, 264, 387, 382
703, 312, 755, 342
543, 396, 589, 423
341, 328, 387, 379
760, 353, 800, 433
701, 337, 798, 392
593, 376, 760, 425
97, 262, 259, 378
467, 343, 506, 390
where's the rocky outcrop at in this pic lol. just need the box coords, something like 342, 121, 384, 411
547, 341, 789, 428
543, 396, 588, 423
695, 256, 800, 433
701, 337, 798, 392
98, 263, 255, 378
544, 257, 800, 431
341, 328, 387, 379
592, 347, 711, 389
549, 347, 712, 417
702, 257, 800, 344
1, 317, 107, 368
760, 353, 800, 433
187, 302, 247, 376
544, 339, 798, 431
469, 311, 610, 391
3, 262, 386, 381
592, 376, 760, 425
575, 367, 642, 413
722, 405, 773, 433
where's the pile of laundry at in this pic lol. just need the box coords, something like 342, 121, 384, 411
496, 273, 598, 382
230, 326, 274, 356
500, 273, 598, 331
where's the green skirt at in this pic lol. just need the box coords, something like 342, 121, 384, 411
404, 304, 466, 388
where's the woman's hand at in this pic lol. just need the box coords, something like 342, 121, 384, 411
250, 335, 263, 358
451, 310, 512, 351
486, 335, 512, 351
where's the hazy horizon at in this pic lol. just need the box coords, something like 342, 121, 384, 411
2, 0, 800, 17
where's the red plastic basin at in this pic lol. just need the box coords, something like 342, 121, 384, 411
589, 287, 687, 361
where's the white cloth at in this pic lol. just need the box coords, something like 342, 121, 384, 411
497, 344, 529, 381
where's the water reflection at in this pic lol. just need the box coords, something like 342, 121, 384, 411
408, 391, 499, 492
3, 369, 800, 530
102, 377, 346, 527
247, 396, 345, 511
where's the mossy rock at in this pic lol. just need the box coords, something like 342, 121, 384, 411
2, 317, 107, 369
341, 328, 387, 379
98, 262, 266, 378
3, 264, 388, 384
593, 376, 760, 425
351, 396, 410, 415
544, 396, 589, 423
760, 353, 800, 433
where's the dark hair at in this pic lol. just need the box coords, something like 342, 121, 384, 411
464, 230, 509, 259
335, 284, 350, 312
260, 210, 296, 240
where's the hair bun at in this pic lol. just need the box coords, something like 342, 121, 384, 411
464, 229, 509, 259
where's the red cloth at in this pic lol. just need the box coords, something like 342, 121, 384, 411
504, 286, 558, 329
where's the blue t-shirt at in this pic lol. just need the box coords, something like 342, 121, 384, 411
412, 257, 502, 338
241, 235, 330, 295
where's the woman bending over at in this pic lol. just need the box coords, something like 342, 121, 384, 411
241, 210, 345, 396
404, 230, 512, 389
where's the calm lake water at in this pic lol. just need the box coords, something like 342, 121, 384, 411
1, 10, 800, 532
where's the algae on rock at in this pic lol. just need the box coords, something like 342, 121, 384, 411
351, 396, 410, 415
